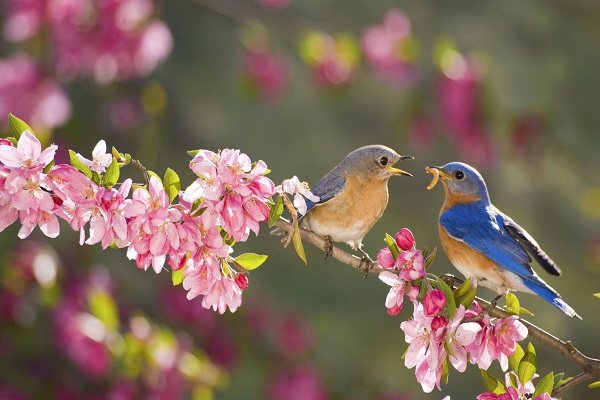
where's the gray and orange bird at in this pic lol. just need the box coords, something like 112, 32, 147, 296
300, 145, 413, 272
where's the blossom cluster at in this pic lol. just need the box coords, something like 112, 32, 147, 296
0, 124, 275, 314
377, 229, 528, 393
3, 0, 173, 83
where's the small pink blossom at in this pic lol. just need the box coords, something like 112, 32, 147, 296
276, 176, 319, 215
397, 249, 425, 281
423, 289, 446, 317
76, 140, 112, 173
477, 372, 551, 400
444, 305, 482, 372
379, 271, 418, 315
242, 48, 291, 101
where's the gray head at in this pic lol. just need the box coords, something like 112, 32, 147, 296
340, 145, 413, 180
427, 162, 490, 202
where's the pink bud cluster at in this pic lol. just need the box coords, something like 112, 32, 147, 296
377, 229, 528, 393
0, 132, 276, 314
3, 0, 173, 84
377, 228, 423, 315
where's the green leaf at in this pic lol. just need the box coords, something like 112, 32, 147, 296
103, 157, 120, 188
508, 343, 525, 372
292, 220, 307, 264
519, 306, 534, 316
187, 149, 200, 157
441, 357, 450, 384
172, 268, 184, 286
268, 196, 284, 228
111, 146, 123, 162
588, 381, 600, 389
164, 168, 181, 203
235, 253, 268, 270
455, 287, 477, 310
594, 293, 600, 299
147, 170, 160, 184
7, 137, 17, 146
508, 372, 518, 389
68, 149, 93, 179
91, 171, 102, 185
424, 247, 437, 270
384, 233, 400, 259
480, 369, 507, 395
453, 277, 472, 298
43, 160, 55, 174
518, 345, 537, 385
436, 276, 456, 318
88, 289, 119, 331
533, 372, 554, 397
8, 113, 33, 139
506, 292, 520, 315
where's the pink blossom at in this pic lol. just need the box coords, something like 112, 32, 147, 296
379, 271, 418, 315
300, 32, 359, 88
395, 227, 415, 251
423, 289, 446, 317
125, 176, 182, 273
400, 302, 446, 393
377, 247, 395, 269
361, 9, 419, 85
477, 372, 551, 400
444, 305, 482, 372
75, 140, 112, 173
397, 249, 425, 281
276, 176, 319, 215
0, 130, 57, 172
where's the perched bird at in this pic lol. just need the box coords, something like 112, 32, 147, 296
426, 162, 580, 318
300, 145, 413, 272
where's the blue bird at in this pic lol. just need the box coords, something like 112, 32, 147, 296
426, 162, 581, 318
300, 145, 413, 271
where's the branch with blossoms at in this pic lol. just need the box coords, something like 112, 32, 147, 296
1, 114, 600, 398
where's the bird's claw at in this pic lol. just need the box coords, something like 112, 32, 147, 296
323, 236, 333, 259
359, 255, 374, 279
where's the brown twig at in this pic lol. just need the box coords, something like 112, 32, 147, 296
272, 217, 600, 395
129, 159, 150, 187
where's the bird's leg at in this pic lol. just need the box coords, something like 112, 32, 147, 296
357, 247, 374, 279
490, 294, 504, 310
323, 236, 333, 259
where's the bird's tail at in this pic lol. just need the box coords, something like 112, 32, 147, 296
523, 278, 582, 319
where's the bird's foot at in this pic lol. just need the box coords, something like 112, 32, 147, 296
323, 236, 333, 259
357, 248, 373, 279
488, 294, 504, 311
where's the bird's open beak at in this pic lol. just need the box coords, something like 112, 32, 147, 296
389, 155, 414, 177
425, 166, 451, 180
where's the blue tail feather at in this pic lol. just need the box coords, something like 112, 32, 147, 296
523, 279, 581, 319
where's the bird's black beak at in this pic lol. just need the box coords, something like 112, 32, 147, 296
389, 155, 414, 177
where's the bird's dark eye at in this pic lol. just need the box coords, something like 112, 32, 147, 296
455, 171, 465, 180
379, 156, 389, 166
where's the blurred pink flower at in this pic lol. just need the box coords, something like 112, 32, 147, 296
276, 314, 314, 359
437, 50, 495, 166
267, 364, 328, 400
0, 54, 71, 130
256, 0, 290, 10
243, 48, 291, 101
361, 9, 419, 85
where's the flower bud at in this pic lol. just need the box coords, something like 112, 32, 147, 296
377, 247, 395, 269
387, 303, 402, 316
423, 289, 446, 317
395, 228, 415, 251
431, 315, 447, 332
235, 274, 249, 290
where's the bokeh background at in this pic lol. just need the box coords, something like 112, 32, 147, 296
1, 0, 600, 399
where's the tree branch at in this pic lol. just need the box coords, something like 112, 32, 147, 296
272, 217, 600, 395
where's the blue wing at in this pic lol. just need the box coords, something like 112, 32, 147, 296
440, 201, 535, 278
302, 171, 346, 215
